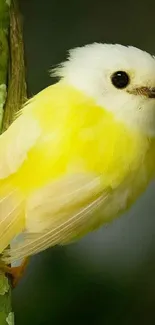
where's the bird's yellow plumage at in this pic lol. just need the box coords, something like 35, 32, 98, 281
8, 83, 155, 191
0, 42, 155, 263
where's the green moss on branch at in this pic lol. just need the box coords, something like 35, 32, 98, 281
2, 0, 27, 132
0, 0, 10, 128
0, 0, 27, 324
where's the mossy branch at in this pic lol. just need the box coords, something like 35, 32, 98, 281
0, 0, 27, 324
0, 0, 10, 130
2, 0, 27, 132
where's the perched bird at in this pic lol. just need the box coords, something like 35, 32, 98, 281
1, 42, 155, 285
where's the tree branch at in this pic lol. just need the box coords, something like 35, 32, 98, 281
0, 0, 27, 324
2, 0, 27, 132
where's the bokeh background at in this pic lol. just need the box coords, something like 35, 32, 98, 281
13, 0, 155, 324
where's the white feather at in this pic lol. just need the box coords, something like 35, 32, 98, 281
52, 43, 155, 136
0, 186, 24, 255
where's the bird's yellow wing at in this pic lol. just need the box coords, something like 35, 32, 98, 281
0, 111, 41, 254
0, 112, 41, 179
2, 173, 110, 262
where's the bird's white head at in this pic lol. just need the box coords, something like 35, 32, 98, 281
53, 43, 155, 136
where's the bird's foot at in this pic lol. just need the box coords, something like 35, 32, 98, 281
0, 257, 29, 287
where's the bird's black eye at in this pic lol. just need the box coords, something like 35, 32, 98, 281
111, 71, 130, 89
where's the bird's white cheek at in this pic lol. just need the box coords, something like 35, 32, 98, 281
97, 92, 155, 137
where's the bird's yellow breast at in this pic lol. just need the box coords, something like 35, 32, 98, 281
10, 84, 155, 199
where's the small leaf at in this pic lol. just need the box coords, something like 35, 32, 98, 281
6, 312, 14, 325
0, 273, 9, 295
5, 0, 11, 7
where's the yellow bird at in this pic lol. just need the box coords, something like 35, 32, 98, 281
1, 43, 155, 284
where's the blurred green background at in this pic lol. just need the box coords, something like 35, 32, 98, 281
13, 0, 155, 324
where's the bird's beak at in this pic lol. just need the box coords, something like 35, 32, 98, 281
128, 87, 155, 98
